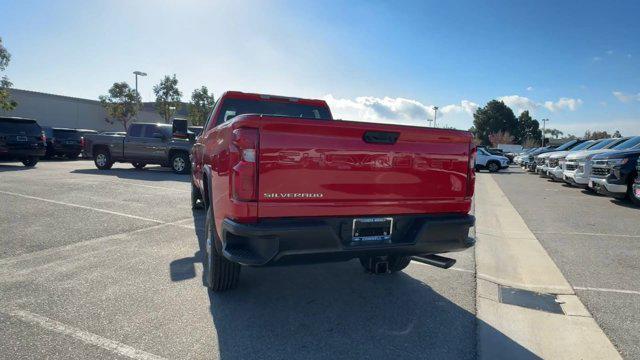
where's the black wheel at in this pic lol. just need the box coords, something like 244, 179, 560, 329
132, 162, 146, 170
487, 161, 500, 173
171, 152, 190, 174
629, 175, 640, 207
359, 255, 412, 274
204, 206, 241, 291
21, 156, 38, 167
94, 149, 113, 170
191, 182, 204, 209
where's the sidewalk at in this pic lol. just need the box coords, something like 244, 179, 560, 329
474, 173, 621, 359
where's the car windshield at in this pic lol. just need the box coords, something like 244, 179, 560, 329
587, 138, 616, 150
554, 140, 578, 151
570, 141, 596, 151
613, 136, 640, 150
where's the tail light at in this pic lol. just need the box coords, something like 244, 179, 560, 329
40, 132, 47, 143
80, 136, 85, 149
466, 145, 476, 198
230, 128, 259, 201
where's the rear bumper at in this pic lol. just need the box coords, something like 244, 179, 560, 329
0, 147, 45, 158
220, 214, 475, 266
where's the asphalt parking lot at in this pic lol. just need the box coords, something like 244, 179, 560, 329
492, 166, 640, 359
0, 160, 477, 360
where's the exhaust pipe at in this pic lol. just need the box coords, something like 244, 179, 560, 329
411, 254, 456, 269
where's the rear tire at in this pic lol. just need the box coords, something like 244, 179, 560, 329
204, 206, 240, 291
94, 149, 113, 170
360, 255, 412, 274
132, 162, 146, 170
171, 152, 190, 174
22, 156, 38, 167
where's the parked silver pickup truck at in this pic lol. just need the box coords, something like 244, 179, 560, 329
84, 122, 194, 173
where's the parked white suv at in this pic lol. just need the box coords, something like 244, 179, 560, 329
476, 147, 509, 172
563, 137, 634, 187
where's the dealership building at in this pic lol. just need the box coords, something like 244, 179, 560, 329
0, 88, 189, 131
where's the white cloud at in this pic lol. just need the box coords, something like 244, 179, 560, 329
593, 56, 602, 62
606, 50, 614, 55
543, 97, 583, 111
323, 95, 477, 129
498, 95, 539, 114
526, 86, 534, 91
612, 91, 640, 103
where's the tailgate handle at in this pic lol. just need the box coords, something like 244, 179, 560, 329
363, 131, 399, 145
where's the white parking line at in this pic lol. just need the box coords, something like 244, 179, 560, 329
5, 309, 167, 360
0, 190, 165, 224
533, 230, 640, 239
574, 286, 640, 295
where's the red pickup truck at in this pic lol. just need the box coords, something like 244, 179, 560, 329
191, 91, 476, 291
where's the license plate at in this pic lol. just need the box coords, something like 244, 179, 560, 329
16, 136, 27, 142
352, 217, 393, 242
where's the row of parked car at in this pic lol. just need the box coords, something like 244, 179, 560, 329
1, 116, 204, 172
514, 136, 640, 206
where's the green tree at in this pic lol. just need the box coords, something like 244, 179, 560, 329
0, 37, 17, 111
544, 128, 564, 139
99, 82, 141, 131
517, 110, 541, 145
613, 130, 622, 138
188, 86, 215, 126
472, 100, 519, 146
153, 74, 182, 123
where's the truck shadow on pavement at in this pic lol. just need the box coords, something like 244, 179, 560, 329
169, 209, 541, 360
0, 164, 39, 172
72, 167, 190, 183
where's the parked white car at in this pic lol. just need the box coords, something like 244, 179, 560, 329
563, 137, 633, 187
476, 148, 509, 172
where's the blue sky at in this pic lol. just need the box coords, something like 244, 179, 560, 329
1, 0, 639, 134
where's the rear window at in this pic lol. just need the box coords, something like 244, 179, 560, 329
0, 119, 41, 135
216, 98, 331, 125
53, 129, 82, 139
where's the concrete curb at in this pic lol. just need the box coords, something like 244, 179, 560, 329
475, 174, 621, 359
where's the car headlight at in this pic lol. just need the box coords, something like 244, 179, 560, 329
607, 158, 628, 167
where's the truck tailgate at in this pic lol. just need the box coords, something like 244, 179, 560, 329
256, 117, 473, 218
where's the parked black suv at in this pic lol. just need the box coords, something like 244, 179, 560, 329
0, 117, 46, 167
43, 127, 92, 159
590, 148, 640, 205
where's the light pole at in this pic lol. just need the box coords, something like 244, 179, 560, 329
432, 106, 439, 128
133, 71, 147, 99
541, 118, 549, 147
